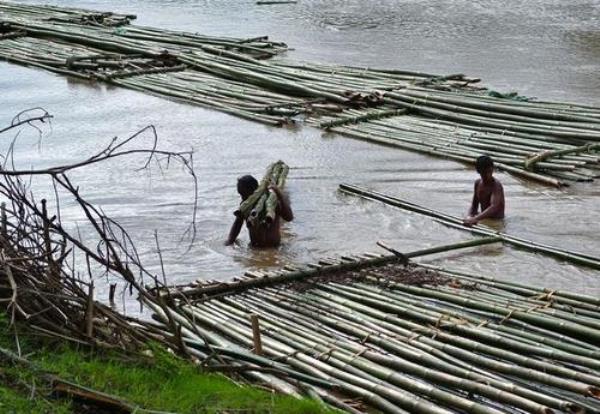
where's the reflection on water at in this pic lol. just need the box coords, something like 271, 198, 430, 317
1, 0, 600, 313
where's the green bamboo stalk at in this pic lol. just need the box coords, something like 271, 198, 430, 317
418, 263, 600, 309
353, 281, 600, 358
264, 163, 288, 224
183, 305, 430, 414
399, 89, 600, 124
329, 282, 600, 371
383, 96, 600, 140
248, 289, 586, 412
332, 127, 564, 186
308, 288, 600, 396
215, 297, 556, 414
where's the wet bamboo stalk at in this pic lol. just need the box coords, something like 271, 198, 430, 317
210, 303, 508, 414
419, 263, 600, 308
332, 127, 565, 186
304, 289, 600, 397
182, 305, 423, 414
212, 298, 557, 414
347, 282, 600, 366
166, 237, 516, 300
242, 289, 586, 412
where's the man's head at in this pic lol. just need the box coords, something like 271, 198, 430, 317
475, 155, 494, 181
237, 175, 258, 200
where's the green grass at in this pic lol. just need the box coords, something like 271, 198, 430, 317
0, 315, 334, 413
0, 385, 71, 414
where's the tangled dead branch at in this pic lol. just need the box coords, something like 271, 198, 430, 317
0, 108, 197, 354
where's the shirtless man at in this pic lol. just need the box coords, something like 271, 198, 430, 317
226, 175, 293, 247
463, 155, 505, 226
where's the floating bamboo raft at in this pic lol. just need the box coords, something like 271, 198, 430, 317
153, 245, 600, 414
2, 1, 600, 186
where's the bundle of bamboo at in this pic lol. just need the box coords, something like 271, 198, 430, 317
153, 248, 600, 414
0, 1, 136, 26
0, 2, 287, 58
235, 160, 289, 226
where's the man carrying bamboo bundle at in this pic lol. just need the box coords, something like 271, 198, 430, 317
463, 155, 505, 226
226, 173, 293, 248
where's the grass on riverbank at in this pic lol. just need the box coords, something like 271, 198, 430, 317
0, 315, 335, 413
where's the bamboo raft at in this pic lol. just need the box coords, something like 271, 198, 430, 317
2, 2, 600, 186
153, 243, 600, 414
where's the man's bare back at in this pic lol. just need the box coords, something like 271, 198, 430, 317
246, 202, 291, 248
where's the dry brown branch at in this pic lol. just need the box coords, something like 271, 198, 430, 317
0, 109, 197, 353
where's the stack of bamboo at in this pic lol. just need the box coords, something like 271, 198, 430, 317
0, 2, 287, 58
0, 1, 136, 26
317, 88, 600, 186
2, 1, 600, 186
235, 160, 288, 227
152, 251, 600, 414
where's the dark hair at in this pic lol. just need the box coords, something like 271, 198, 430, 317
237, 175, 258, 196
475, 155, 494, 174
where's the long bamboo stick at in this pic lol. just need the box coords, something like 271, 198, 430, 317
215, 297, 558, 414
339, 184, 600, 270
167, 237, 511, 300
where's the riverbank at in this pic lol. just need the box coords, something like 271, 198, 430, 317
0, 315, 333, 414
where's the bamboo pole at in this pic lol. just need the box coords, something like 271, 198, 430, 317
339, 184, 600, 269
308, 288, 600, 394
213, 298, 558, 414
167, 237, 512, 300
85, 282, 94, 337
342, 283, 600, 369
418, 263, 600, 308
239, 289, 589, 412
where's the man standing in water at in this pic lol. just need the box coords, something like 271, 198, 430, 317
226, 175, 293, 247
463, 155, 505, 226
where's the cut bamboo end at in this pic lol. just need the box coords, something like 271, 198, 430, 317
566, 404, 585, 414
589, 386, 600, 399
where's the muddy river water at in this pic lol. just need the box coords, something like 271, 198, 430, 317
1, 0, 599, 312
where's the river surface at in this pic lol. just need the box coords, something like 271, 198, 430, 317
1, 0, 599, 312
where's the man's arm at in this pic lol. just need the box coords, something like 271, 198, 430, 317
463, 181, 479, 225
468, 181, 479, 217
270, 185, 293, 221
226, 216, 244, 245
